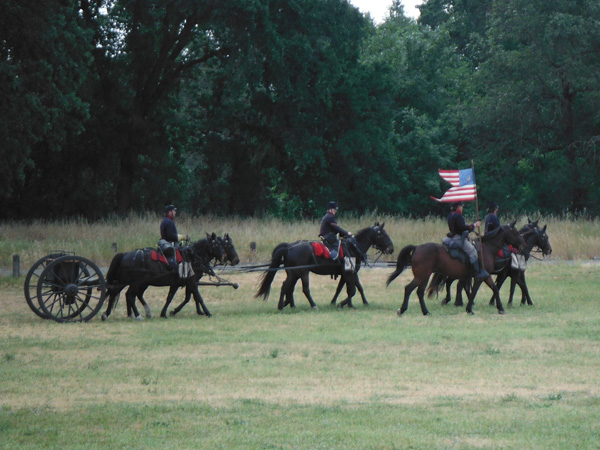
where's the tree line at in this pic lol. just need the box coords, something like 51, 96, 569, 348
1, 0, 599, 220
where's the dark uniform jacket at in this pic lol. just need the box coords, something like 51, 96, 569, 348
160, 216, 179, 242
484, 213, 500, 234
319, 213, 348, 246
448, 212, 474, 237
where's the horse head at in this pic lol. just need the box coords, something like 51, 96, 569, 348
206, 232, 226, 264
372, 222, 394, 255
219, 233, 240, 266
522, 223, 552, 257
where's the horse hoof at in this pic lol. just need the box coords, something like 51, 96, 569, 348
169, 311, 175, 317
467, 311, 475, 315
101, 313, 107, 321
311, 306, 318, 310
206, 313, 212, 318
396, 309, 404, 316
498, 310, 505, 315
135, 315, 144, 321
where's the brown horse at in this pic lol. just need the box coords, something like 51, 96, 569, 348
386, 221, 526, 315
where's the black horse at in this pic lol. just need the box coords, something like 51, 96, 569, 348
432, 220, 552, 307
255, 223, 394, 310
101, 233, 225, 320
489, 220, 552, 306
162, 234, 240, 318
387, 221, 526, 315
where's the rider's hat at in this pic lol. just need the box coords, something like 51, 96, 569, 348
451, 202, 463, 210
487, 201, 498, 212
164, 204, 177, 214
327, 201, 339, 210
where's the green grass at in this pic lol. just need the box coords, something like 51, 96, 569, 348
1, 256, 599, 448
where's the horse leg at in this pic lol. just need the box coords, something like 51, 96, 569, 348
331, 277, 344, 305
160, 284, 179, 318
466, 278, 482, 315
441, 278, 452, 306
278, 276, 295, 310
189, 283, 211, 317
356, 275, 368, 305
299, 274, 318, 310
170, 286, 191, 317
416, 283, 430, 316
484, 276, 505, 314
398, 280, 418, 316
125, 288, 142, 320
101, 289, 121, 321
493, 271, 509, 305
516, 271, 533, 305
338, 275, 357, 309
136, 291, 152, 318
454, 279, 465, 307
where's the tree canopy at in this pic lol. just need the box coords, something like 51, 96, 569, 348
1, 0, 599, 220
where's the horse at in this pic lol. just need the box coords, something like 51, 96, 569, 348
489, 220, 552, 306
432, 220, 552, 307
255, 223, 394, 310
122, 233, 240, 319
386, 221, 526, 316
162, 233, 240, 318
101, 233, 226, 320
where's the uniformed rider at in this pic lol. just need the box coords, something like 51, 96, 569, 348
484, 201, 500, 235
447, 202, 488, 279
319, 201, 352, 260
159, 205, 188, 270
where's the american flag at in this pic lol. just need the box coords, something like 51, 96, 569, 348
430, 168, 477, 202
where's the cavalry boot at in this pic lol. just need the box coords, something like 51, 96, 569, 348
472, 260, 489, 279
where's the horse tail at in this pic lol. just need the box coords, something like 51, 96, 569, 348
106, 252, 125, 285
386, 245, 416, 286
427, 272, 447, 299
255, 243, 288, 300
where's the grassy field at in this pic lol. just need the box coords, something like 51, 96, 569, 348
0, 216, 599, 448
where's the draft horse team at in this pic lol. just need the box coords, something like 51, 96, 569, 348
99, 212, 551, 320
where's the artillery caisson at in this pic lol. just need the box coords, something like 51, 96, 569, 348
24, 252, 107, 322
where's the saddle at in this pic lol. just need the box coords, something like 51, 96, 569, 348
151, 248, 183, 266
442, 237, 469, 265
311, 242, 344, 260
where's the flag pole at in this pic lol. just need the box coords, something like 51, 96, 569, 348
472, 159, 484, 268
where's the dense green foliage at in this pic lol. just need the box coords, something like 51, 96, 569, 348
1, 0, 599, 219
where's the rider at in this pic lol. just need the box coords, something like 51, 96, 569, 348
484, 201, 500, 235
447, 202, 488, 279
159, 205, 188, 270
319, 201, 352, 260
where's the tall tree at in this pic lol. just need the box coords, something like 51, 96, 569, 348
466, 0, 600, 213
0, 1, 91, 217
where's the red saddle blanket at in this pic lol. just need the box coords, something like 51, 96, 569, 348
311, 242, 344, 259
151, 249, 183, 265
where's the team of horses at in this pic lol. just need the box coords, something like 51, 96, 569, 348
100, 219, 551, 320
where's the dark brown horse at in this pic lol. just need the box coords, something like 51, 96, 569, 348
386, 221, 526, 315
433, 220, 552, 307
255, 223, 394, 310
